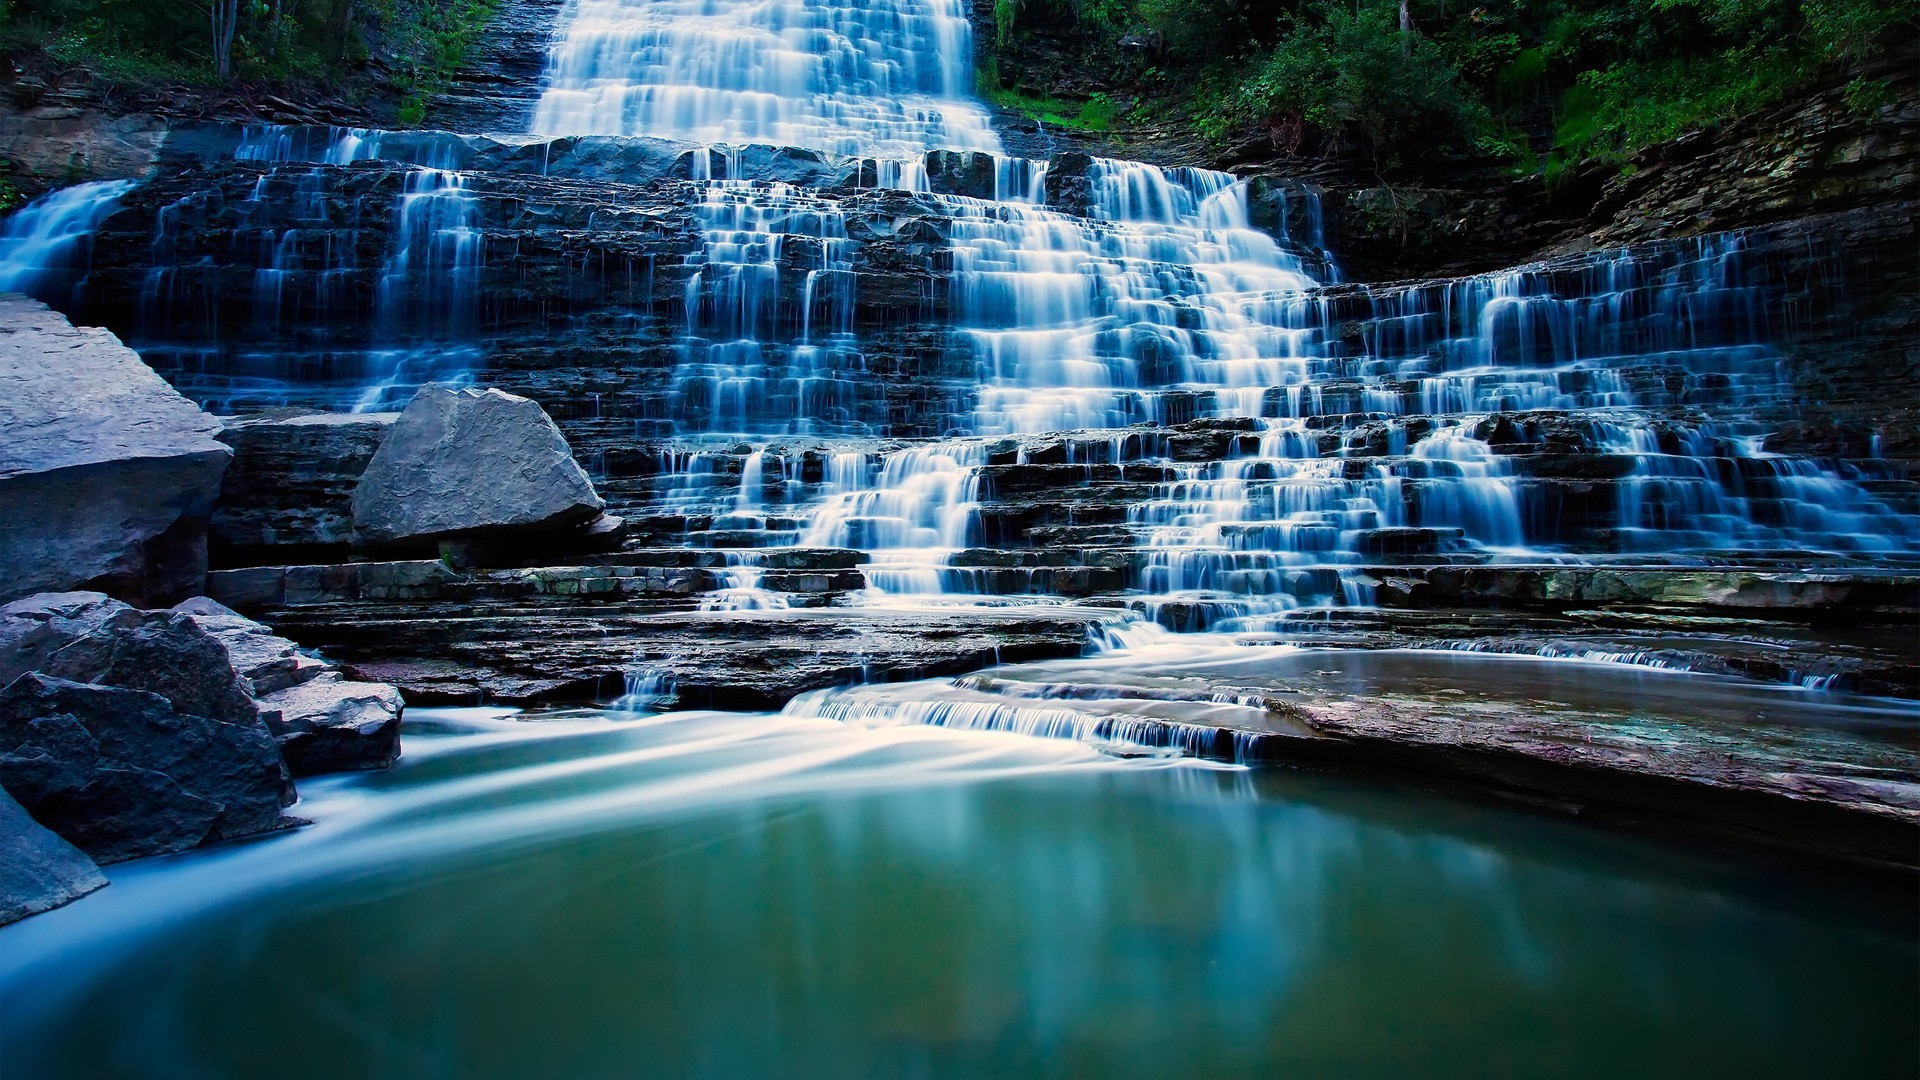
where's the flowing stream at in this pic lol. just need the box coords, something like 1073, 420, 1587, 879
1, 705, 1913, 1078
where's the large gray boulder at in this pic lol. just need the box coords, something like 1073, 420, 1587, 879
0, 295, 231, 605
0, 782, 106, 926
351, 385, 603, 549
0, 673, 297, 863
169, 595, 328, 696
41, 608, 266, 732
211, 410, 397, 562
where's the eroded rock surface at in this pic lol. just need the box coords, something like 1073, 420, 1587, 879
0, 673, 297, 863
0, 295, 230, 606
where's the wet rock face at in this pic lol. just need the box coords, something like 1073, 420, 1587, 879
351, 386, 605, 550
0, 673, 296, 864
0, 296, 230, 606
212, 411, 397, 566
0, 783, 106, 927
255, 673, 402, 775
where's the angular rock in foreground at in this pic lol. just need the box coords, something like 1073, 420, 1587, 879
0, 295, 230, 606
0, 673, 297, 863
0, 782, 106, 926
42, 609, 267, 732
256, 673, 402, 775
0, 591, 134, 685
171, 596, 403, 775
351, 386, 604, 551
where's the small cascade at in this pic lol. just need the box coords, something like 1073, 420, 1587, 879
800, 442, 985, 594
0, 180, 136, 301
133, 124, 485, 411
953, 159, 1323, 435
665, 163, 865, 434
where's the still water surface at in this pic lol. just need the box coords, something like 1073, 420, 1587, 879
1, 705, 1913, 1078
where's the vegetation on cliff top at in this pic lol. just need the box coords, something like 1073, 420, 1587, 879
987, 0, 1917, 175
0, 0, 498, 120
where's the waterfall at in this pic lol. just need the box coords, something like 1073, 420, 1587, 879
0, 180, 135, 301
6, 0, 1909, 628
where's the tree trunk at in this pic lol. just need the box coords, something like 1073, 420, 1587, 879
210, 0, 240, 79
1399, 0, 1412, 54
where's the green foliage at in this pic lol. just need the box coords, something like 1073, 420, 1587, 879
1233, 2, 1484, 162
982, 0, 1917, 175
1842, 75, 1895, 114
0, 160, 22, 213
980, 79, 1118, 131
0, 0, 500, 119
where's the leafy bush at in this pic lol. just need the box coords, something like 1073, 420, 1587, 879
1233, 2, 1486, 164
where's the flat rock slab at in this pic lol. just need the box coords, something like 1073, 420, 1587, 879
0, 295, 230, 604
351, 385, 602, 548
0, 782, 106, 926
836, 644, 1920, 868
257, 602, 1120, 709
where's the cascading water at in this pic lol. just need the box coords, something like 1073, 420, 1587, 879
508, 0, 1918, 615
530, 0, 998, 156
0, 179, 135, 302
3, 0, 1913, 625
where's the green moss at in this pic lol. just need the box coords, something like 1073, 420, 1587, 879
980, 81, 1117, 132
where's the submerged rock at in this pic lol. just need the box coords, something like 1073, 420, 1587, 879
351, 385, 605, 552
0, 673, 297, 863
0, 295, 230, 606
0, 782, 106, 926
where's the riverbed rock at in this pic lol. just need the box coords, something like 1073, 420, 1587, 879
351, 386, 605, 551
168, 597, 402, 775
0, 295, 231, 606
0, 673, 297, 863
256, 673, 403, 775
40, 608, 266, 732
0, 782, 107, 926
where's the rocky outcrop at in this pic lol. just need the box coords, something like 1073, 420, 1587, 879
0, 591, 133, 685
0, 673, 296, 863
167, 596, 403, 775
0, 782, 106, 926
253, 674, 403, 775
0, 295, 230, 606
351, 386, 606, 551
0, 107, 167, 196
212, 410, 397, 566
